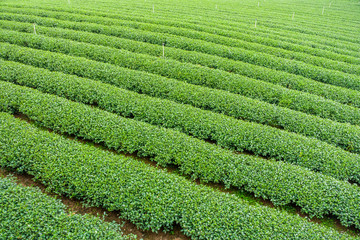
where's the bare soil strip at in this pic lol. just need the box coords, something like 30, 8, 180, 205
7, 113, 360, 237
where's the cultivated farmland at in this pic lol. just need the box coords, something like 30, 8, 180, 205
0, 0, 360, 239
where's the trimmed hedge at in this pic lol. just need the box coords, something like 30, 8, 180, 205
12, 5, 360, 65
0, 112, 357, 239
3, 59, 360, 157
1, 11, 360, 77
3, 19, 360, 121
1, 8, 360, 87
2, 14, 360, 109
2, 3, 360, 58
0, 176, 133, 240
1, 81, 360, 230
3, 42, 360, 155
2, 76, 360, 183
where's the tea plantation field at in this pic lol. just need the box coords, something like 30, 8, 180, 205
0, 0, 360, 239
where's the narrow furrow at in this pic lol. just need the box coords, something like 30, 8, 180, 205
2, 79, 360, 200
0, 175, 132, 239
4, 55, 360, 156
1, 8, 359, 86
1, 1, 359, 239
1, 107, 360, 235
3, 27, 360, 115
43, 1, 360, 44
4, 43, 360, 154
0, 168, 189, 240
45, 3, 360, 58
2, 13, 359, 78
2, 5, 360, 60
79, 1, 360, 44
2, 21, 360, 116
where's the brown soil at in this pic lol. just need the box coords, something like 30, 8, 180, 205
0, 168, 189, 240
9, 113, 360, 237
3, 165, 359, 238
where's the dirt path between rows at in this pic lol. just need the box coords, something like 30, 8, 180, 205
0, 168, 189, 240
5, 113, 360, 238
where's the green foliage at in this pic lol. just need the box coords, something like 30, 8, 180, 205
2, 2, 359, 59
8, 5, 359, 64
0, 176, 132, 239
2, 43, 360, 157
1, 6, 360, 84
0, 18, 360, 111
2, 20, 360, 122
0, 112, 356, 239
1, 81, 360, 230
0, 0, 359, 238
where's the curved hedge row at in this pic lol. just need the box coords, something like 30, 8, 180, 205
2, 20, 360, 120
0, 112, 358, 239
1, 9, 360, 76
2, 9, 360, 89
5, 1, 359, 40
3, 36, 360, 153
2, 80, 360, 228
3, 59, 360, 159
61, 0, 358, 44
3, 27, 360, 124
2, 15, 360, 109
3, 42, 360, 153
1, 25, 360, 121
138, 0, 360, 43
141, 3, 360, 46
6, 7, 357, 74
43, 5, 360, 62
131, 2, 359, 42
0, 18, 360, 114
32, 5, 360, 65
0, 176, 133, 240
2, 4, 360, 60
